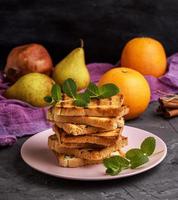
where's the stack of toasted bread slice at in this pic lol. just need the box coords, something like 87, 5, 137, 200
48, 94, 129, 167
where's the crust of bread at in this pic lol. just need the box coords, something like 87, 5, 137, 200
53, 126, 123, 146
55, 149, 126, 168
60, 131, 117, 147
50, 134, 104, 149
53, 152, 102, 167
53, 150, 126, 168
55, 118, 124, 135
53, 94, 125, 117
53, 111, 128, 129
48, 134, 128, 160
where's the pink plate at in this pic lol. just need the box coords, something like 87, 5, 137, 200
21, 126, 167, 181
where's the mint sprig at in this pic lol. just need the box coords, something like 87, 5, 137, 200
74, 92, 90, 107
141, 136, 156, 156
103, 137, 156, 176
85, 82, 100, 98
44, 78, 120, 107
126, 149, 149, 169
86, 82, 119, 99
51, 84, 61, 102
98, 84, 120, 99
62, 78, 77, 98
104, 155, 130, 175
44, 96, 53, 104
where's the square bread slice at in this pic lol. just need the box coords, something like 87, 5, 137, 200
53, 124, 123, 137
55, 117, 124, 135
53, 152, 102, 167
53, 94, 124, 117
52, 150, 125, 168
53, 112, 128, 130
54, 127, 121, 147
49, 134, 104, 149
48, 134, 128, 160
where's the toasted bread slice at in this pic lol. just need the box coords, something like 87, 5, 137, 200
53, 110, 128, 130
50, 134, 104, 149
53, 150, 125, 168
53, 152, 102, 167
54, 124, 123, 137
48, 134, 128, 160
53, 126, 120, 147
53, 94, 124, 117
56, 129, 119, 147
93, 128, 123, 137
55, 118, 124, 135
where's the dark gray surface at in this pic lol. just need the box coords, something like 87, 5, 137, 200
0, 102, 178, 200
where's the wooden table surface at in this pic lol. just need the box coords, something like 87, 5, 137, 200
0, 102, 178, 200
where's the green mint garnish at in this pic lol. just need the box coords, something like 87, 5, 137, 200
126, 148, 149, 169
104, 155, 130, 176
103, 137, 156, 176
98, 83, 120, 99
44, 96, 53, 104
86, 82, 100, 98
86, 82, 119, 99
141, 137, 156, 156
44, 78, 120, 107
62, 78, 77, 98
74, 92, 90, 107
51, 84, 61, 102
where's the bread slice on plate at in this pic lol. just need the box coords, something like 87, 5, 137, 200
53, 94, 124, 117
49, 134, 104, 149
53, 150, 126, 168
48, 134, 128, 160
53, 113, 128, 130
58, 131, 119, 147
55, 118, 124, 135
53, 152, 102, 167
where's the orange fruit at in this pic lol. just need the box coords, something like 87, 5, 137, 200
98, 67, 151, 120
120, 37, 167, 77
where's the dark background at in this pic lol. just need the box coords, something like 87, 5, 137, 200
0, 0, 178, 69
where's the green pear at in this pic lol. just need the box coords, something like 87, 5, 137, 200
53, 46, 90, 90
5, 73, 54, 107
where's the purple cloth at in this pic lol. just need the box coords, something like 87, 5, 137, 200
1, 53, 178, 147
0, 73, 51, 146
145, 53, 178, 101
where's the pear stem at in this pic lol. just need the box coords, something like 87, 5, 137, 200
80, 39, 84, 48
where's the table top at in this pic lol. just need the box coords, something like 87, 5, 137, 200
0, 102, 178, 200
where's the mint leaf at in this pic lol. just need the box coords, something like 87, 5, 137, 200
62, 78, 77, 98
51, 84, 61, 102
103, 155, 130, 175
98, 84, 119, 99
104, 156, 129, 169
44, 96, 53, 104
86, 82, 100, 98
126, 148, 141, 160
86, 82, 119, 99
126, 148, 149, 169
141, 137, 156, 156
106, 166, 121, 176
104, 158, 121, 176
74, 92, 90, 107
130, 156, 149, 169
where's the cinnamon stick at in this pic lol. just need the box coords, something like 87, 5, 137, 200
164, 109, 178, 118
157, 95, 178, 118
159, 98, 178, 109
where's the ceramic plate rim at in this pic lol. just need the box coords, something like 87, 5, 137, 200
21, 126, 167, 181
